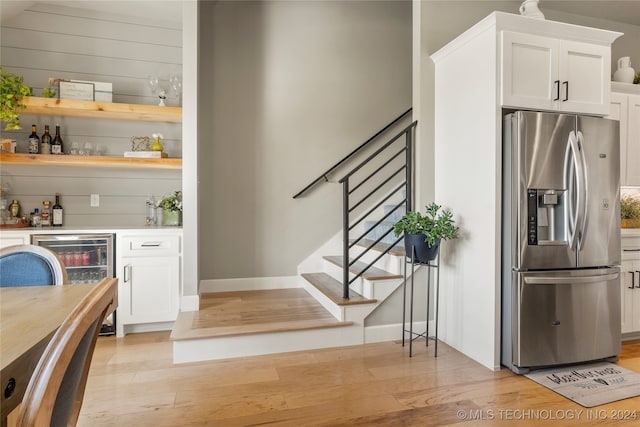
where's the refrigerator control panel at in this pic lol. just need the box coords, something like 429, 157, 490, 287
527, 189, 537, 245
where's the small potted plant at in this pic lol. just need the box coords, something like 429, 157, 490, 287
621, 195, 640, 228
0, 68, 32, 130
393, 202, 459, 262
158, 191, 182, 226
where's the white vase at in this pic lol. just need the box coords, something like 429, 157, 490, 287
614, 56, 636, 84
519, 0, 545, 19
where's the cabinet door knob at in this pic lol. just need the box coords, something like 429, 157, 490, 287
553, 80, 560, 101
636, 271, 640, 289
631, 271, 637, 289
562, 81, 569, 101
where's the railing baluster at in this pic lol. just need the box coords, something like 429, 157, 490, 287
343, 178, 350, 300
406, 128, 413, 212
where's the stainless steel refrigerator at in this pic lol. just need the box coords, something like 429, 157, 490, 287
502, 111, 621, 374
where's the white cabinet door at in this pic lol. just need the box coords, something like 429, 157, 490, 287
627, 95, 640, 185
502, 31, 610, 115
559, 40, 610, 115
120, 256, 180, 325
621, 259, 636, 334
502, 31, 558, 111
608, 92, 628, 184
0, 232, 29, 249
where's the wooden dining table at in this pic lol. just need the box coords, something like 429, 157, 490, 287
0, 284, 95, 426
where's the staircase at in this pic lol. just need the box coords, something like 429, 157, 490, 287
171, 111, 418, 364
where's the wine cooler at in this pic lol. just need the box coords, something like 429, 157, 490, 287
31, 233, 116, 335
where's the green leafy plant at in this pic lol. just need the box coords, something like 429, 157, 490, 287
393, 202, 459, 247
158, 191, 182, 212
634, 71, 640, 85
41, 87, 56, 98
621, 195, 640, 219
0, 68, 32, 130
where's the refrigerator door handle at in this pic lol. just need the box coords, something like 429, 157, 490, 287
565, 131, 581, 250
524, 273, 619, 285
576, 131, 589, 250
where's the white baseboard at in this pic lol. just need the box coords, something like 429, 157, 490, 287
199, 275, 302, 293
364, 321, 432, 343
121, 321, 174, 336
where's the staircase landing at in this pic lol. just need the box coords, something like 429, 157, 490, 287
170, 288, 352, 341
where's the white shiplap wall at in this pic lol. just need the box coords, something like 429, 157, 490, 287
0, 2, 182, 227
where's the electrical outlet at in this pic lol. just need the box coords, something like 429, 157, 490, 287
90, 194, 100, 207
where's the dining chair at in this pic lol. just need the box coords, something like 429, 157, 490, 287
15, 277, 118, 427
0, 244, 68, 287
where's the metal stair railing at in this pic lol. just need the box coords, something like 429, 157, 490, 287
339, 120, 416, 298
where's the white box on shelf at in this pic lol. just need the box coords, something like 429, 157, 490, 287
70, 80, 113, 102
124, 151, 168, 158
59, 81, 94, 101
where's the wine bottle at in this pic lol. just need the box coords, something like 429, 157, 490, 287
28, 124, 40, 154
52, 193, 63, 227
41, 125, 52, 155
51, 124, 64, 155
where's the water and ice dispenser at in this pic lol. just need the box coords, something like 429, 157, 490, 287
527, 189, 567, 245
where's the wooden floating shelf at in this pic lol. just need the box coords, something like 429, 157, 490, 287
0, 153, 182, 170
20, 96, 181, 123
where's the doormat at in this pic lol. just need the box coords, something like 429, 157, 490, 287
525, 362, 640, 407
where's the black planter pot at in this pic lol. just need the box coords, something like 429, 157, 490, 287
404, 233, 441, 263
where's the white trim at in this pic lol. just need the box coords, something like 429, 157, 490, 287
364, 321, 432, 343
180, 295, 199, 312
122, 321, 174, 335
199, 275, 302, 293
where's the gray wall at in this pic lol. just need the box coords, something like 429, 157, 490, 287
198, 0, 412, 279
0, 2, 182, 226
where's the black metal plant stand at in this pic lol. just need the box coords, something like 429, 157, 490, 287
402, 244, 440, 357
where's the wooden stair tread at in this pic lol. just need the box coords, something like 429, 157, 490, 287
171, 288, 352, 341
301, 273, 377, 306
323, 255, 403, 280
351, 239, 405, 257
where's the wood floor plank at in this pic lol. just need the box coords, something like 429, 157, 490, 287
78, 333, 640, 427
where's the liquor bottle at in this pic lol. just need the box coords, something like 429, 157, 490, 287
41, 125, 52, 155
28, 124, 40, 154
51, 124, 64, 155
41, 200, 51, 226
52, 193, 63, 227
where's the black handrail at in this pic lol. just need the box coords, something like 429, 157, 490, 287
292, 108, 412, 199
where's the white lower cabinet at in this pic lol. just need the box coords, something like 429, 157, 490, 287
621, 236, 640, 335
116, 231, 181, 336
0, 231, 29, 249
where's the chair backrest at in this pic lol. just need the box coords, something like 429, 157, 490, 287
0, 244, 67, 287
16, 277, 118, 427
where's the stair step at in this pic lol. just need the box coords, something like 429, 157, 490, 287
323, 255, 403, 280
351, 238, 405, 257
301, 273, 377, 306
170, 288, 353, 341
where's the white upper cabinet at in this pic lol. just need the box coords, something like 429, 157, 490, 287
502, 31, 610, 115
609, 83, 640, 186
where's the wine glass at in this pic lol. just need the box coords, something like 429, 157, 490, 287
169, 74, 182, 105
146, 75, 167, 106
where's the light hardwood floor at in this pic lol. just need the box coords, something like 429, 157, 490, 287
78, 333, 640, 426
